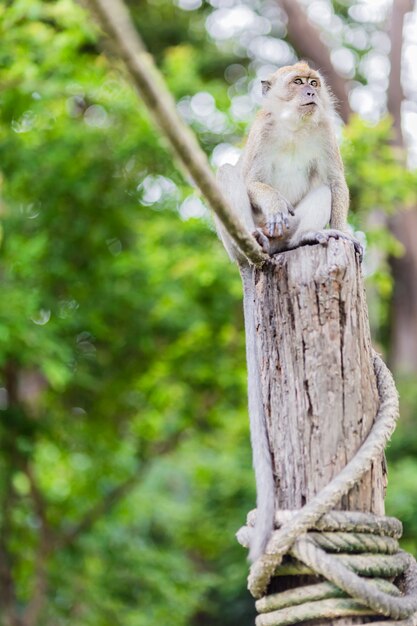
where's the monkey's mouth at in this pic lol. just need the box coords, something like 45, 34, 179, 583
302, 102, 317, 106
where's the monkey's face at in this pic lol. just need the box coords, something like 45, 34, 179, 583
262, 63, 331, 124
289, 74, 321, 115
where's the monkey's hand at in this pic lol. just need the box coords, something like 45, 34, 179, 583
297, 229, 364, 261
248, 183, 294, 239
264, 192, 295, 239
264, 205, 294, 239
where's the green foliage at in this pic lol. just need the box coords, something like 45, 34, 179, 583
0, 1, 254, 624
343, 117, 417, 217
0, 1, 417, 625
383, 376, 417, 555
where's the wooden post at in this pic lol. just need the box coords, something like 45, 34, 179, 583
249, 238, 386, 625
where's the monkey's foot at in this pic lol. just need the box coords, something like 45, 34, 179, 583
297, 229, 364, 261
253, 228, 271, 254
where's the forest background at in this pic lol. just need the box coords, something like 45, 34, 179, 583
1, 0, 417, 625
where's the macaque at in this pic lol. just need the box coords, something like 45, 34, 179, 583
216, 62, 360, 563
217, 61, 360, 261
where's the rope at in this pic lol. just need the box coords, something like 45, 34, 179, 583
237, 353, 417, 624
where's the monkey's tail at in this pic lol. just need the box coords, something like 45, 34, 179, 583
240, 263, 275, 563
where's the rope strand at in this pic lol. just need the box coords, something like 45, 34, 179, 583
238, 354, 417, 624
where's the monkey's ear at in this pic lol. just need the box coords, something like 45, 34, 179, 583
261, 79, 272, 96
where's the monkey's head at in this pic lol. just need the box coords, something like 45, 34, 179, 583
261, 62, 334, 124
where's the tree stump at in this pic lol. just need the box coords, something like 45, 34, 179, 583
247, 238, 386, 625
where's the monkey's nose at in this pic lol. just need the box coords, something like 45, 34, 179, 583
302, 85, 316, 99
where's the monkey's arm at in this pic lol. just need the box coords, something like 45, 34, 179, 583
328, 143, 349, 231
329, 176, 349, 230
242, 117, 295, 240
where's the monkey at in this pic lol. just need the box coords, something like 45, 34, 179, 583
216, 62, 361, 563
217, 61, 360, 260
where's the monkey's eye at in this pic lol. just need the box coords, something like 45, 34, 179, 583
310, 79, 318, 87
294, 78, 303, 85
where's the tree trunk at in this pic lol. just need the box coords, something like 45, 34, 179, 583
390, 209, 417, 372
250, 239, 386, 625
387, 0, 417, 373
387, 0, 413, 147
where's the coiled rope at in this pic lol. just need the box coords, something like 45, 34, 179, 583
236, 353, 417, 624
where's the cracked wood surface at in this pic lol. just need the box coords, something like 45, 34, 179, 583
252, 239, 386, 625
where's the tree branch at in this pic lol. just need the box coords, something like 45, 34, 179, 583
278, 0, 351, 123
83, 0, 267, 267
22, 465, 54, 626
0, 466, 21, 626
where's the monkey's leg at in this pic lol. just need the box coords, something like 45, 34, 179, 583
287, 186, 364, 260
265, 185, 331, 255
289, 185, 332, 244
